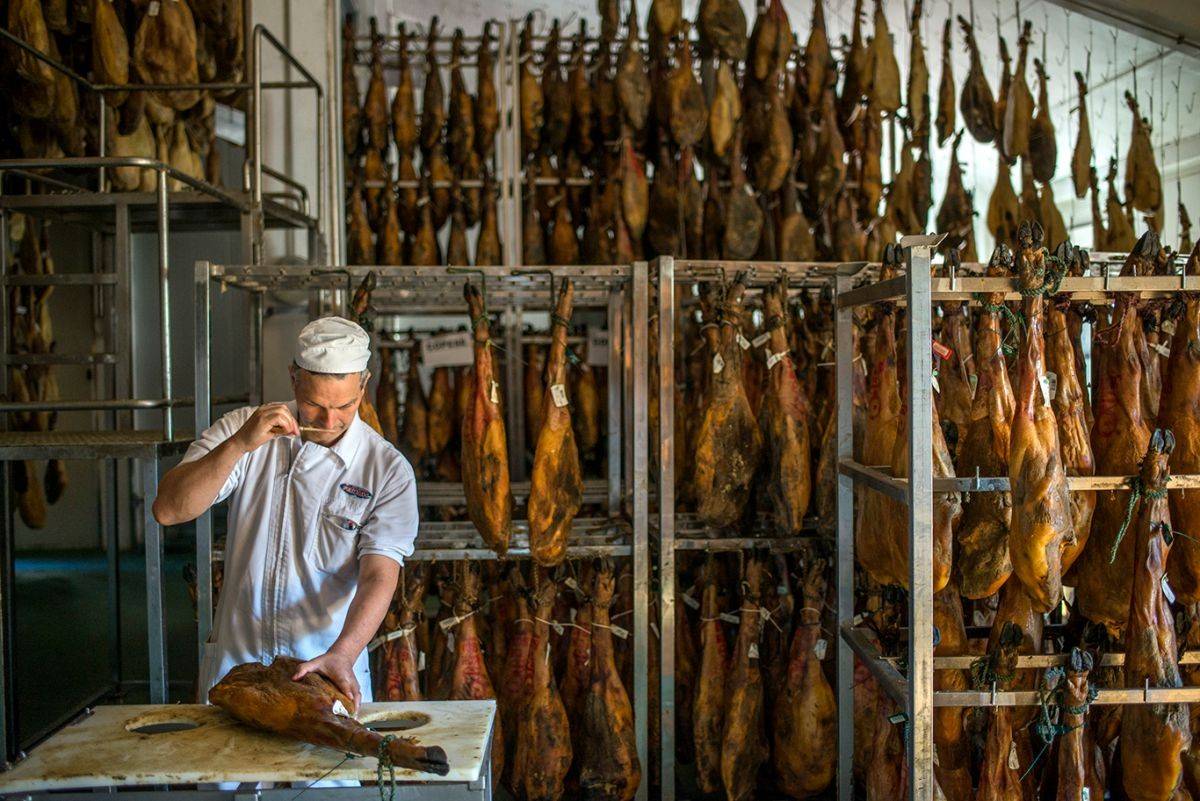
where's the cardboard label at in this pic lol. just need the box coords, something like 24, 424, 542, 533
682, 593, 700, 610
551, 384, 569, 407
587, 327, 610, 366
752, 332, 771, 348
650, 621, 660, 639
737, 332, 752, 350
969, 373, 979, 393
148, 0, 160, 14
1045, 371, 1058, 401
1039, 374, 1053, 406
552, 621, 565, 636
1007, 742, 1020, 770
1162, 320, 1177, 336
421, 331, 475, 368
712, 353, 725, 374
610, 624, 630, 640
332, 699, 351, 718
888, 712, 907, 725
719, 612, 740, 624
932, 339, 953, 360
932, 372, 941, 394
418, 651, 426, 671
565, 577, 580, 592
767, 350, 788, 370
1082, 788, 1090, 801
748, 643, 759, 659
814, 639, 828, 660
1153, 342, 1171, 358
853, 613, 866, 626
489, 380, 500, 405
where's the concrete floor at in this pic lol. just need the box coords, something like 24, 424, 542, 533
13, 547, 198, 750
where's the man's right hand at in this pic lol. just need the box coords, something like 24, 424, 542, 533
233, 403, 299, 453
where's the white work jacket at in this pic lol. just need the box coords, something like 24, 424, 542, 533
184, 402, 419, 699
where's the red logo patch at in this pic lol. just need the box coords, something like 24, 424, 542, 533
340, 483, 372, 500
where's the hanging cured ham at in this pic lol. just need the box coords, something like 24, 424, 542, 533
528, 280, 583, 566
210, 657, 449, 775
693, 559, 727, 795
955, 246, 1016, 598
377, 565, 425, 702
692, 273, 763, 527
1050, 649, 1105, 801
1008, 222, 1071, 611
1164, 243, 1200, 601
461, 284, 512, 555
1120, 430, 1191, 801
579, 562, 641, 801
720, 557, 768, 801
932, 586, 971, 801
758, 279, 812, 533
1070, 233, 1156, 628
773, 557, 835, 798
514, 569, 570, 801
447, 564, 504, 781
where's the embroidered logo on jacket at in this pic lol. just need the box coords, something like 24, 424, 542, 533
340, 483, 373, 500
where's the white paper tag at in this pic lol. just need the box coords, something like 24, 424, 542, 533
569, 607, 578, 622
421, 330, 475, 367
552, 621, 565, 636
814, 638, 828, 660
1153, 342, 1170, 358
148, 0, 160, 14
551, 383, 569, 407
712, 353, 725, 374
1045, 371, 1058, 401
650, 621, 660, 638
748, 642, 759, 659
1039, 374, 1052, 406
610, 624, 630, 639
737, 332, 752, 350
973, 610, 988, 627
968, 373, 979, 393
1082, 788, 1090, 801
1162, 320, 1177, 336
853, 613, 866, 626
767, 350, 788, 370
565, 577, 580, 592
931, 373, 941, 393
719, 612, 740, 624
759, 607, 771, 621
418, 651, 426, 671
587, 327, 610, 366
332, 699, 351, 717
932, 747, 940, 766
683, 593, 700, 610
490, 380, 500, 404
1007, 741, 1020, 770
439, 615, 459, 632
752, 332, 771, 348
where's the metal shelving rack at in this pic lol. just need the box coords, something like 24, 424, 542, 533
194, 261, 651, 801
833, 236, 1200, 801
651, 256, 851, 801
0, 11, 326, 762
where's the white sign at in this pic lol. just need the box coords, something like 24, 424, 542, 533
551, 384, 569, 407
421, 331, 475, 368
587, 327, 610, 366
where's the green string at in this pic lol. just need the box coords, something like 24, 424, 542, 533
978, 300, 1026, 357
1110, 477, 1170, 563
377, 734, 397, 801
1021, 669, 1099, 781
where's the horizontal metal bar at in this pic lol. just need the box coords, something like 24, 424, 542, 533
673, 536, 816, 551
838, 459, 909, 502
255, 24, 324, 93
899, 234, 947, 248
2, 273, 117, 286
837, 275, 907, 309
406, 544, 632, 561
417, 478, 610, 505
931, 651, 1200, 670
934, 473, 1200, 492
0, 394, 246, 412
936, 686, 1200, 707
0, 352, 117, 366
211, 264, 631, 280
932, 275, 1200, 300
840, 624, 910, 709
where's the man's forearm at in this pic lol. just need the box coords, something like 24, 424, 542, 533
330, 558, 400, 660
152, 436, 245, 526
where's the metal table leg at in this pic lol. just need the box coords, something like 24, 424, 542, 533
142, 458, 167, 704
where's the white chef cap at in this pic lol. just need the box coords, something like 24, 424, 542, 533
295, 317, 371, 374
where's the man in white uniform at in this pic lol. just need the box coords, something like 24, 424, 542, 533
153, 317, 417, 710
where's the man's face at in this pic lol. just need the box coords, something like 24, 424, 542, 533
291, 368, 367, 445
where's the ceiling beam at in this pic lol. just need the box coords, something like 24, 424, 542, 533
1038, 0, 1200, 56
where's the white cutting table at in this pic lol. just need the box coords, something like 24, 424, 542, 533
0, 701, 494, 801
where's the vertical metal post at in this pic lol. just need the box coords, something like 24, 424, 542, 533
142, 459, 167, 704
631, 261, 649, 801
834, 272, 856, 801
98, 94, 108, 192
325, 0, 344, 265
250, 290, 264, 405
656, 256, 677, 801
606, 288, 623, 514
194, 262, 214, 678
906, 245, 935, 801
251, 24, 265, 266
508, 21, 522, 269
115, 202, 132, 431
156, 172, 173, 440
622, 285, 634, 513
504, 304, 524, 481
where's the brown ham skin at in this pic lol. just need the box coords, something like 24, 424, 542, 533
694, 560, 728, 795
758, 279, 813, 533
529, 279, 583, 566
693, 274, 764, 527
1053, 649, 1105, 801
1008, 225, 1071, 611
956, 246, 1016, 598
515, 572, 572, 801
376, 353, 399, 446
1178, 604, 1200, 801
500, 573, 535, 793
461, 284, 513, 554
1070, 235, 1157, 629
210, 656, 449, 775
720, 558, 769, 801
931, 586, 972, 801
975, 619, 1029, 801
1120, 432, 1191, 801
379, 565, 426, 702
400, 351, 430, 468
1163, 243, 1200, 601
579, 562, 641, 801
448, 564, 505, 783
865, 693, 908, 801
773, 558, 835, 799
1045, 288, 1095, 571
937, 301, 977, 448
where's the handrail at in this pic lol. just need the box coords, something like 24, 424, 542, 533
261, 165, 310, 216
254, 25, 324, 94
0, 394, 249, 413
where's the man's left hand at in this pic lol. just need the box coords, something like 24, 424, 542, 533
292, 650, 361, 713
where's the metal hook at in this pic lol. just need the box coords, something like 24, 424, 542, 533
446, 266, 489, 309
310, 268, 354, 315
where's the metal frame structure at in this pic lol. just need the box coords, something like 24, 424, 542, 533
194, 261, 651, 801
833, 237, 1200, 801
0, 10, 325, 765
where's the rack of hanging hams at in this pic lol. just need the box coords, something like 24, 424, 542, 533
833, 223, 1200, 801
2, 0, 244, 190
